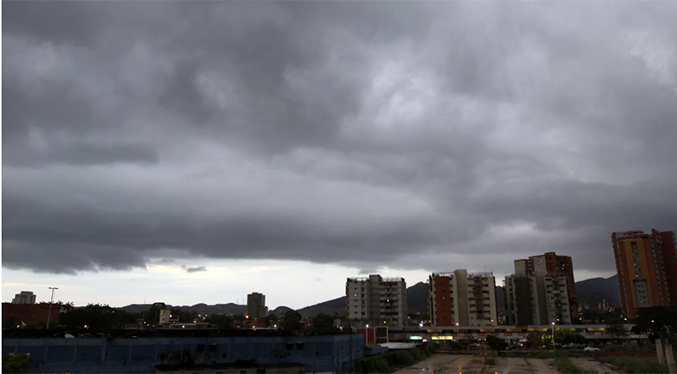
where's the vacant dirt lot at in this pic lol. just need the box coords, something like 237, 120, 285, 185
392, 354, 622, 374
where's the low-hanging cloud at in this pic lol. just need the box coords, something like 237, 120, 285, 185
181, 265, 208, 274
3, 2, 677, 278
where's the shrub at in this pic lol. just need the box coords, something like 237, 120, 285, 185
391, 350, 415, 366
601, 356, 668, 374
354, 344, 436, 373
3, 353, 30, 373
552, 356, 596, 374
354, 355, 392, 373
536, 351, 561, 359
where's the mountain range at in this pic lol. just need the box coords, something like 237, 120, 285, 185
575, 274, 620, 309
119, 275, 620, 318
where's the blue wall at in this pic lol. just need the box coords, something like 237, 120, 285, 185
3, 334, 364, 373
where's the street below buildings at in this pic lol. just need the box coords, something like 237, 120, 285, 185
392, 354, 623, 374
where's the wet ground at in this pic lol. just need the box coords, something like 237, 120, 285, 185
392, 354, 622, 374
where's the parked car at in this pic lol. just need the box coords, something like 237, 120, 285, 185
584, 346, 600, 352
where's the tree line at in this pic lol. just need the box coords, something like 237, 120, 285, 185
2, 302, 343, 333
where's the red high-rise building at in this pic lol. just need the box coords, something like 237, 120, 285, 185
612, 230, 676, 317
514, 252, 577, 319
658, 231, 677, 304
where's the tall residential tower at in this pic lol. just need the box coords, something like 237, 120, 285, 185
246, 292, 268, 319
428, 270, 498, 327
505, 273, 572, 325
612, 230, 677, 316
514, 252, 577, 319
12, 291, 36, 305
346, 274, 408, 328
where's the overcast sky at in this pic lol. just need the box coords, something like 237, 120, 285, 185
3, 2, 677, 308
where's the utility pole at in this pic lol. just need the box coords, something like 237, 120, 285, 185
46, 287, 59, 329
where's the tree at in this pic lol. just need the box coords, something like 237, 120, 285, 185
632, 306, 677, 341
282, 310, 302, 331
606, 315, 627, 342
555, 330, 587, 345
526, 331, 543, 348
312, 313, 338, 332
61, 301, 75, 313
265, 314, 278, 327
233, 314, 246, 322
3, 353, 30, 373
146, 304, 167, 326
59, 303, 117, 330
487, 335, 508, 355
3, 317, 17, 330
206, 314, 233, 330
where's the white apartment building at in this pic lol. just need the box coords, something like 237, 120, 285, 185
346, 274, 407, 328
12, 291, 36, 305
159, 309, 171, 326
428, 270, 498, 327
505, 273, 571, 325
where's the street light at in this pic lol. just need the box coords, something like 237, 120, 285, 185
551, 322, 555, 349
46, 287, 59, 329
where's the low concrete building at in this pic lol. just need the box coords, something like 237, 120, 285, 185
3, 334, 364, 373
2, 302, 61, 326
159, 309, 171, 326
155, 363, 305, 374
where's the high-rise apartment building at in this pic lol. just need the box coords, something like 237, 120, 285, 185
246, 292, 268, 319
428, 270, 498, 327
12, 291, 36, 305
514, 252, 577, 319
504, 273, 572, 325
661, 231, 677, 303
346, 274, 407, 328
612, 230, 677, 316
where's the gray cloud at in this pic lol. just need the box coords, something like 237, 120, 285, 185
181, 265, 207, 273
3, 2, 677, 278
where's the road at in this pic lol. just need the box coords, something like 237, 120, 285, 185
392, 354, 622, 374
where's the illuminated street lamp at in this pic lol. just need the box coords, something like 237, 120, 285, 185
551, 322, 555, 349
46, 287, 59, 329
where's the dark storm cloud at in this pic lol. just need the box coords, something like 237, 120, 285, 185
3, 2, 677, 277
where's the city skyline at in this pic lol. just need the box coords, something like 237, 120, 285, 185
3, 260, 612, 309
4, 2, 677, 309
